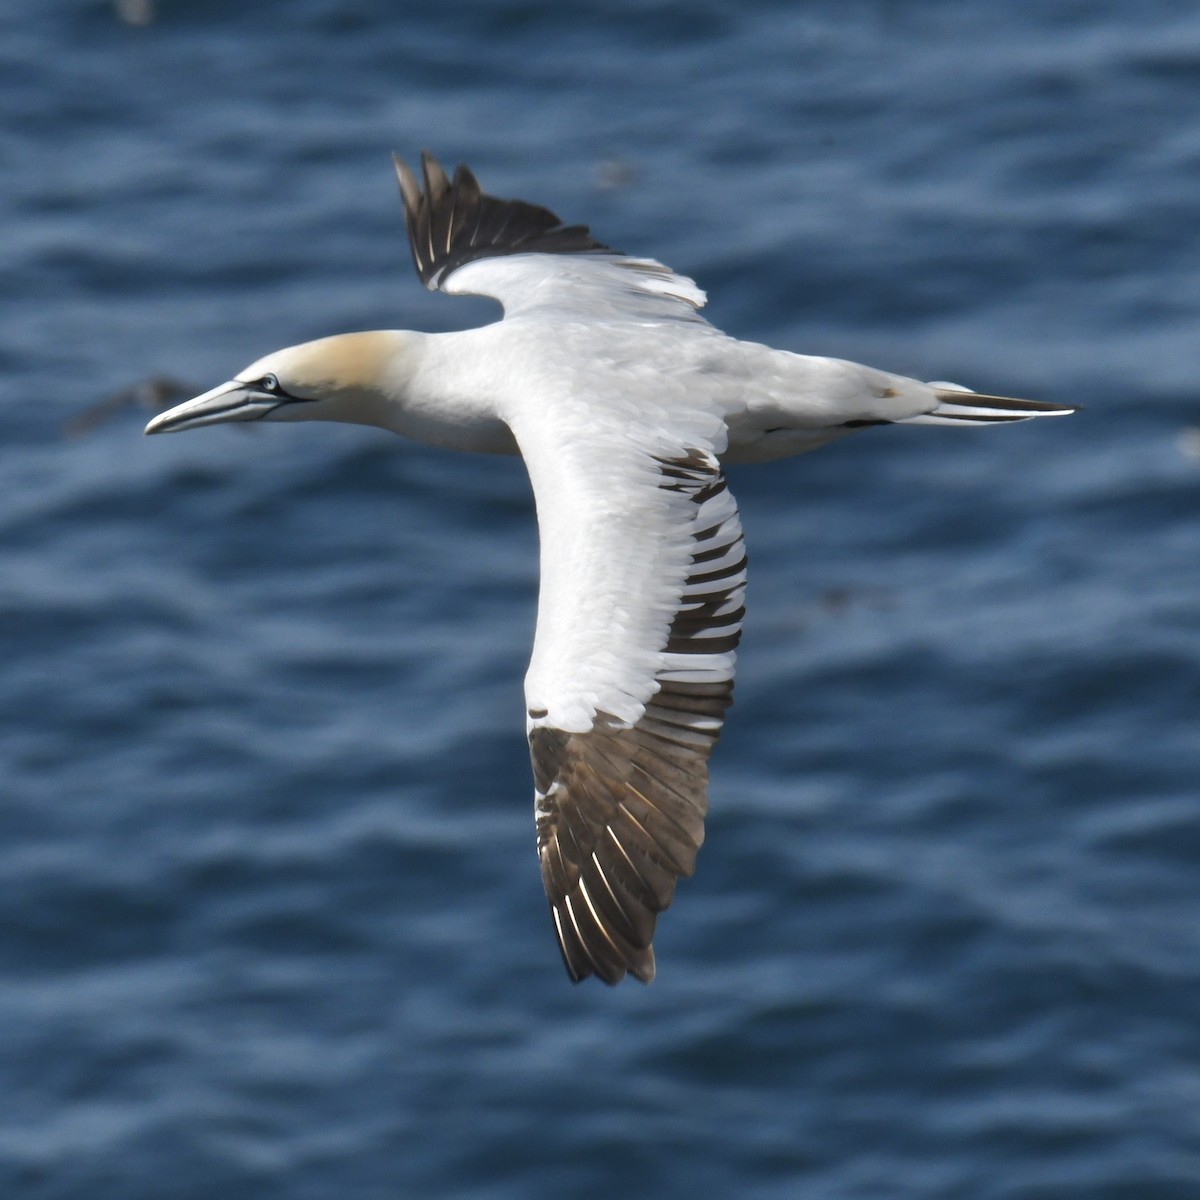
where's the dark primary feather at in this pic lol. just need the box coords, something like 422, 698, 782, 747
392, 151, 611, 290
532, 710, 720, 985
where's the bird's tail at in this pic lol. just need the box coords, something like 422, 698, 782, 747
902, 382, 1077, 425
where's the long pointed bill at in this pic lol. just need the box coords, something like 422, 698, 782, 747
144, 380, 282, 435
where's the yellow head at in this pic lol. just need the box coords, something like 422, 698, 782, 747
144, 331, 414, 435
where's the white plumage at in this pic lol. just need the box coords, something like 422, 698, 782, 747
146, 152, 1074, 984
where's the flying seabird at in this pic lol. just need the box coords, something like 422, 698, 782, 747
146, 152, 1075, 985
67, 375, 196, 439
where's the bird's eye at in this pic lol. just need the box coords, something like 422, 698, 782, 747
260, 373, 280, 393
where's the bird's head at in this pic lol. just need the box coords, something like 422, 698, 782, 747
144, 331, 414, 435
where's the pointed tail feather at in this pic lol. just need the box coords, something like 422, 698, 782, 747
902, 383, 1077, 426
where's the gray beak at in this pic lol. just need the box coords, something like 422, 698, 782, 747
144, 380, 282, 435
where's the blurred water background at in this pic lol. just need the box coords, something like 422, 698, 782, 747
2, 2, 1199, 1197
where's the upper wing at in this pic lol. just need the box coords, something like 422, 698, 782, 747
513, 413, 746, 984
392, 151, 708, 323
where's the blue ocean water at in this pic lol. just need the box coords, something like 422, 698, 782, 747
2, 2, 1199, 1197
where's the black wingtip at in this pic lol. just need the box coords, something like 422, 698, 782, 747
392, 149, 612, 291
391, 152, 420, 219
420, 150, 451, 207
391, 153, 422, 249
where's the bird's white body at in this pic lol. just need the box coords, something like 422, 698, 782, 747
263, 326, 948, 466
147, 153, 1074, 985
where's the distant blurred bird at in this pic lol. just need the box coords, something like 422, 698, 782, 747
145, 152, 1075, 985
113, 0, 155, 26
1178, 427, 1200, 462
66, 375, 196, 439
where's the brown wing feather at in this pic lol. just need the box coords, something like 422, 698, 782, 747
392, 151, 610, 290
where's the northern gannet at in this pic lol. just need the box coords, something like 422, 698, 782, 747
146, 152, 1075, 985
